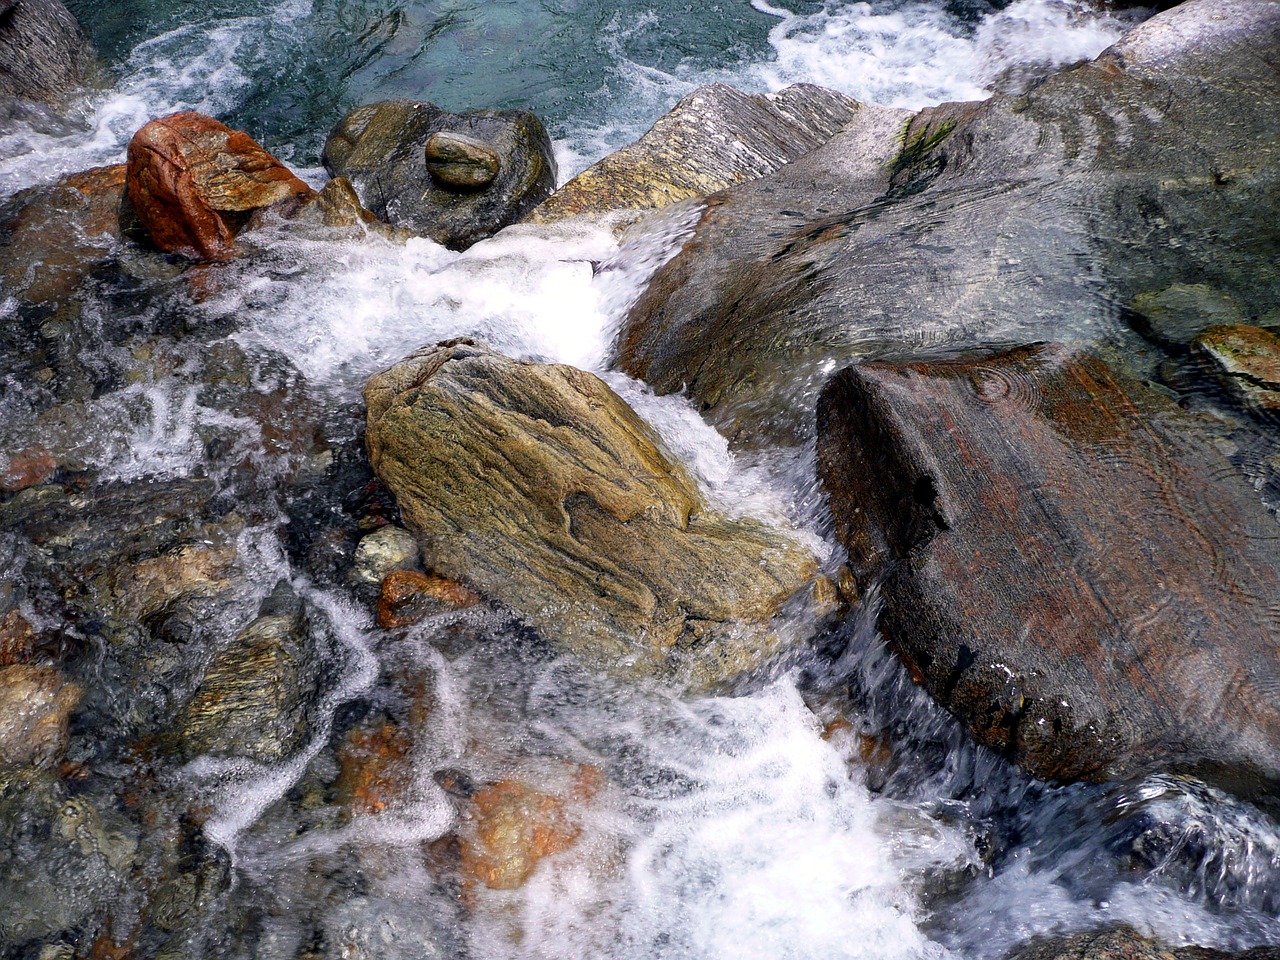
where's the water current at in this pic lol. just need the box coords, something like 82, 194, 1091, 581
3, 1, 1280, 958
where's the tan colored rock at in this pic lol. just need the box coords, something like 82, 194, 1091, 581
364, 339, 830, 686
125, 111, 314, 262
425, 131, 501, 189
108, 543, 238, 621
376, 569, 482, 629
525, 83, 862, 225
1193, 323, 1280, 415
0, 664, 82, 770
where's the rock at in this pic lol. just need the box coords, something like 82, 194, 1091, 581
176, 583, 324, 764
126, 111, 314, 262
618, 0, 1280, 445
0, 608, 35, 666
1130, 283, 1247, 350
323, 896, 456, 960
458, 767, 601, 891
425, 131, 501, 188
273, 176, 410, 243
0, 164, 128, 305
526, 82, 863, 226
364, 339, 830, 686
0, 664, 81, 769
376, 569, 481, 629
334, 719, 415, 818
815, 344, 1280, 794
350, 525, 420, 586
1004, 927, 1280, 960
322, 99, 555, 249
0, 0, 95, 105
1193, 324, 1280, 416
0, 446, 56, 492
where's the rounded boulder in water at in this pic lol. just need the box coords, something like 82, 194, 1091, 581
322, 99, 556, 250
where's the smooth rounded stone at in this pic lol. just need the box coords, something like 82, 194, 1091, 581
0, 664, 81, 770
1004, 926, 1280, 960
425, 130, 501, 188
350, 525, 420, 586
816, 343, 1280, 795
323, 99, 556, 250
1130, 283, 1247, 350
175, 582, 325, 764
1193, 324, 1280, 416
364, 339, 832, 687
525, 82, 863, 225
618, 0, 1280, 446
126, 111, 314, 262
0, 0, 94, 105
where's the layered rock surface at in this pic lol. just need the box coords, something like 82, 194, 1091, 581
0, 0, 94, 105
526, 82, 863, 225
816, 343, 1280, 793
618, 0, 1280, 444
364, 339, 829, 686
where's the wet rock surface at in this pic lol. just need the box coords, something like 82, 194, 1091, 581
126, 111, 314, 262
1193, 324, 1280, 417
526, 82, 862, 225
618, 0, 1280, 444
0, 0, 95, 105
816, 343, 1280, 792
365, 339, 829, 686
1004, 927, 1280, 960
323, 99, 556, 250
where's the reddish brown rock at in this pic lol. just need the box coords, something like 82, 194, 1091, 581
125, 111, 314, 262
0, 609, 36, 667
0, 447, 56, 492
376, 569, 482, 629
816, 344, 1280, 794
458, 766, 601, 892
335, 720, 415, 817
1193, 324, 1280, 416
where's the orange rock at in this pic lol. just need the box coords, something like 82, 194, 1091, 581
335, 720, 415, 817
458, 768, 599, 892
376, 569, 481, 629
0, 609, 36, 666
125, 111, 314, 262
0, 664, 82, 770
0, 447, 56, 493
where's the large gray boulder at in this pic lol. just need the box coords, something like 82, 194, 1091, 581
364, 339, 833, 687
322, 99, 556, 250
0, 0, 94, 105
617, 0, 1280, 445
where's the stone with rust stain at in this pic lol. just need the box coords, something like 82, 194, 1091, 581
0, 447, 56, 493
816, 343, 1280, 795
377, 569, 481, 629
364, 339, 831, 687
0, 609, 36, 667
335, 719, 415, 817
425, 131, 501, 189
126, 111, 314, 262
525, 83, 861, 225
1193, 323, 1280, 416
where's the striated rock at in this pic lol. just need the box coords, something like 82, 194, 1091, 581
126, 111, 314, 262
526, 82, 862, 225
364, 339, 830, 686
816, 344, 1280, 793
0, 664, 81, 769
350, 525, 419, 587
425, 131, 501, 188
458, 767, 601, 891
0, 0, 95, 105
376, 569, 481, 630
618, 0, 1280, 445
176, 583, 324, 764
1130, 283, 1247, 351
323, 99, 555, 250
1193, 324, 1280, 416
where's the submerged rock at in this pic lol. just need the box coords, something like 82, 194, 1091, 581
350, 525, 419, 587
126, 111, 314, 262
322, 99, 556, 250
1193, 324, 1280, 417
526, 82, 862, 226
0, 664, 81, 770
816, 344, 1280, 794
365, 339, 830, 686
618, 0, 1280, 445
376, 569, 481, 630
1130, 283, 1247, 351
0, 0, 95, 106
1005, 926, 1280, 960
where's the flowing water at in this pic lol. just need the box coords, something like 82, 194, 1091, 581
3, 1, 1280, 958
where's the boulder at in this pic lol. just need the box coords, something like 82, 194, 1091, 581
815, 343, 1280, 794
322, 99, 555, 250
175, 582, 324, 764
525, 82, 863, 226
1192, 324, 1280, 417
0, 0, 94, 105
364, 339, 831, 686
126, 111, 314, 262
618, 0, 1280, 445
